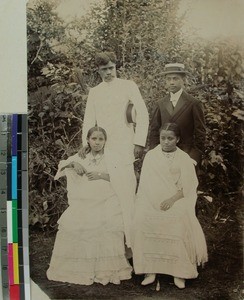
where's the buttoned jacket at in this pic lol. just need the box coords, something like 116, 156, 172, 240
149, 90, 206, 163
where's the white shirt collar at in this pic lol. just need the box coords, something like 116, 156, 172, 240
102, 77, 118, 86
170, 88, 183, 106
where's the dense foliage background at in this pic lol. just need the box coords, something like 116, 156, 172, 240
27, 0, 243, 233
27, 1, 243, 298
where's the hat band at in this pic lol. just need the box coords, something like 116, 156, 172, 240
164, 67, 185, 72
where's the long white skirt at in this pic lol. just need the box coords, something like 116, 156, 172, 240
47, 173, 132, 285
132, 197, 207, 279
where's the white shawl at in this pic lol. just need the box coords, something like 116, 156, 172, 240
54, 149, 134, 247
136, 145, 208, 265
137, 145, 198, 211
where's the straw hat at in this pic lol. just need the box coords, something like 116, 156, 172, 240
162, 63, 189, 75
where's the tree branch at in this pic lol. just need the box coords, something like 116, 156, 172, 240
31, 39, 43, 65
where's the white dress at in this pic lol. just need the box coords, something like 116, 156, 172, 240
132, 146, 208, 279
47, 153, 132, 285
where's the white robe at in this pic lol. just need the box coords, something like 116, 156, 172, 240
82, 78, 149, 165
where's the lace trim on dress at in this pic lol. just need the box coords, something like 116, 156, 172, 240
87, 152, 104, 166
161, 150, 176, 165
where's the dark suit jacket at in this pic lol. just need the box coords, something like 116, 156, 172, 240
149, 90, 206, 163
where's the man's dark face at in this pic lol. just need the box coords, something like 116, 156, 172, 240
98, 61, 116, 82
165, 73, 185, 93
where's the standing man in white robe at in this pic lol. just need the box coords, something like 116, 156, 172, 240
81, 51, 149, 192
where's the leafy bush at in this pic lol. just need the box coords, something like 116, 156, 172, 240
28, 82, 85, 228
27, 0, 243, 230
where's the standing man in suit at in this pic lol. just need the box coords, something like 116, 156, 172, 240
149, 63, 206, 164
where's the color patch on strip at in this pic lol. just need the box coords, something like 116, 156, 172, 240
8, 243, 14, 285
10, 284, 20, 300
12, 200, 18, 243
13, 243, 19, 284
11, 156, 17, 200
7, 201, 13, 243
12, 114, 18, 156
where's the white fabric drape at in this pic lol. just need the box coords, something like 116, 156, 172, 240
132, 146, 208, 278
55, 150, 134, 247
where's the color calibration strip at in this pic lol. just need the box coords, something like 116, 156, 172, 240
0, 114, 30, 300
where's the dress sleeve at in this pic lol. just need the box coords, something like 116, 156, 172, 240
82, 88, 97, 146
128, 81, 149, 147
54, 154, 80, 180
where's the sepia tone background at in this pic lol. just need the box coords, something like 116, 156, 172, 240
26, 0, 243, 299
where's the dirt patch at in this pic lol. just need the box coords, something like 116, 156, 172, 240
29, 196, 243, 300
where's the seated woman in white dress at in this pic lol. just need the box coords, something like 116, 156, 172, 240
47, 126, 133, 285
132, 123, 208, 289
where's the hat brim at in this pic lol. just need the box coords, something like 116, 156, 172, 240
162, 70, 189, 75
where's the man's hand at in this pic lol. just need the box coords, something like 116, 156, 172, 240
78, 145, 90, 159
134, 145, 144, 159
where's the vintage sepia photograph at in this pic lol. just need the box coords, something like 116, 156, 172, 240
27, 0, 243, 299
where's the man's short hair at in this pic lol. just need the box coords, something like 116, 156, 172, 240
95, 51, 117, 66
